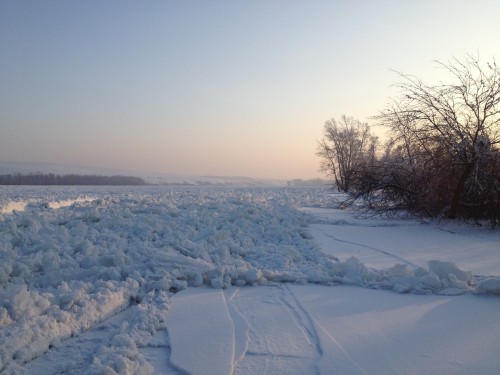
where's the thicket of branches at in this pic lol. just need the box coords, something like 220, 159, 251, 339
0, 173, 147, 186
318, 55, 500, 226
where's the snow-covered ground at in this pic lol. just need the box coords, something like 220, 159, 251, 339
0, 186, 499, 374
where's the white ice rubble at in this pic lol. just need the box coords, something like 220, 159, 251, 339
0, 186, 499, 373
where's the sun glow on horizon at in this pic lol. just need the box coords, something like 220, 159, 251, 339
1, 1, 499, 179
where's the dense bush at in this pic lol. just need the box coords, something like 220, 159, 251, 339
319, 55, 500, 226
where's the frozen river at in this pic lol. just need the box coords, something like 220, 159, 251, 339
1, 186, 499, 374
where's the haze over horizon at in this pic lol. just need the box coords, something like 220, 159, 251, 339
1, 1, 499, 180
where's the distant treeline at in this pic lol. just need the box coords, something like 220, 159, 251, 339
0, 173, 147, 186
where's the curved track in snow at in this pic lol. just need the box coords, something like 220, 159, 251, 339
314, 225, 420, 270
167, 285, 370, 375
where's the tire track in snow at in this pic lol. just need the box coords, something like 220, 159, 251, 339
279, 284, 323, 357
225, 284, 367, 375
226, 284, 373, 374
227, 285, 320, 374
224, 288, 251, 365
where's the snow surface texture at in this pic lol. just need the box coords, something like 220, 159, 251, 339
0, 186, 499, 374
167, 284, 500, 375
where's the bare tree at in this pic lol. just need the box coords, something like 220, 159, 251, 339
376, 54, 500, 221
317, 115, 377, 192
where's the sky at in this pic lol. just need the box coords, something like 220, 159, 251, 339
1, 1, 499, 180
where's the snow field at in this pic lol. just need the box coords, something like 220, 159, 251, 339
0, 186, 499, 373
167, 284, 500, 375
290, 284, 500, 374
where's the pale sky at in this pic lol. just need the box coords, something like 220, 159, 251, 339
1, 1, 499, 179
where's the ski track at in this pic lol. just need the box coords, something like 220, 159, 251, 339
281, 284, 369, 375
226, 284, 371, 375
280, 284, 322, 358
315, 224, 420, 270
224, 285, 317, 375
223, 288, 250, 364
309, 316, 370, 375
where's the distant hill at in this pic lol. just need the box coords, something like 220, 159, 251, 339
0, 161, 137, 177
0, 162, 292, 187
